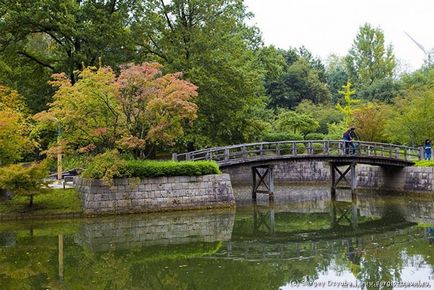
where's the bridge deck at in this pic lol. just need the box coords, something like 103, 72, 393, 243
173, 140, 421, 168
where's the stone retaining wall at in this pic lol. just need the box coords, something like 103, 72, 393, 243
75, 174, 235, 215
223, 161, 433, 193
357, 165, 433, 193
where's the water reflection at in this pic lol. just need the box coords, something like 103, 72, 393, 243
0, 186, 433, 289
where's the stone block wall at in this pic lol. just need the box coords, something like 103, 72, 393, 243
224, 161, 330, 184
223, 161, 433, 194
357, 165, 433, 193
75, 174, 235, 215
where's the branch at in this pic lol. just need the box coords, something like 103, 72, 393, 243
160, 0, 175, 32
17, 51, 55, 70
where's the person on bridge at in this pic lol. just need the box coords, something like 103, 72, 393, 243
343, 127, 357, 155
424, 139, 432, 160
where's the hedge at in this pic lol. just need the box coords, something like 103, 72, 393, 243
415, 160, 434, 167
125, 160, 221, 178
81, 151, 221, 181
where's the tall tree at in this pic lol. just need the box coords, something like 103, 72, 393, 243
265, 47, 330, 109
346, 23, 396, 96
131, 0, 266, 147
325, 54, 349, 104
0, 0, 138, 111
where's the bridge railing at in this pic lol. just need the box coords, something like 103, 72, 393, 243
172, 140, 422, 163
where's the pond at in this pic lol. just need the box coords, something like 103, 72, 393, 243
0, 185, 433, 290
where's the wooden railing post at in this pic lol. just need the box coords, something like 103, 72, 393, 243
307, 141, 312, 155
224, 148, 230, 161
323, 141, 329, 155
186, 152, 191, 161
241, 146, 247, 158
276, 143, 281, 156
292, 142, 297, 156
172, 153, 178, 161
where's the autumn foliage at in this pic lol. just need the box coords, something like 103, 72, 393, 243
0, 85, 35, 165
35, 63, 198, 157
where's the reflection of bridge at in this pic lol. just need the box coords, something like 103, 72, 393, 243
212, 195, 423, 262
173, 141, 421, 198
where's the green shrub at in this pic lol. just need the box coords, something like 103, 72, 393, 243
0, 161, 49, 207
81, 150, 129, 183
304, 133, 325, 140
312, 143, 324, 154
277, 142, 306, 154
82, 151, 221, 180
125, 160, 221, 178
262, 132, 303, 142
415, 160, 434, 167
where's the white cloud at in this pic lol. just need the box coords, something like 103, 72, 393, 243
244, 0, 434, 71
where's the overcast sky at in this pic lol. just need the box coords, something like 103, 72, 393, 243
244, 0, 434, 72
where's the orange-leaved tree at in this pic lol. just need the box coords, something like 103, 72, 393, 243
36, 63, 198, 158
116, 63, 198, 157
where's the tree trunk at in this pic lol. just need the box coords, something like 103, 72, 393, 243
29, 195, 33, 207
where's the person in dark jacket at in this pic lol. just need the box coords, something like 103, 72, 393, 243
343, 127, 356, 155
424, 139, 432, 160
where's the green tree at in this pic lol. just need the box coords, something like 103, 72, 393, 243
346, 23, 396, 98
336, 81, 360, 127
384, 87, 434, 146
267, 58, 330, 109
296, 100, 343, 134
0, 161, 49, 207
132, 0, 265, 147
325, 54, 349, 104
274, 109, 319, 137
0, 0, 138, 111
0, 85, 35, 165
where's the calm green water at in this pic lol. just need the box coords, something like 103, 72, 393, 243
1, 187, 434, 290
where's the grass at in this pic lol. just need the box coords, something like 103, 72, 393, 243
0, 188, 82, 215
415, 160, 434, 167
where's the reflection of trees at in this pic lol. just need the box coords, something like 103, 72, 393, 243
0, 198, 432, 289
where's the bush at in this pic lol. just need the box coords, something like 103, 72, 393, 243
81, 151, 221, 181
415, 160, 434, 167
0, 161, 49, 206
81, 150, 129, 183
304, 133, 325, 140
126, 160, 221, 178
262, 132, 303, 142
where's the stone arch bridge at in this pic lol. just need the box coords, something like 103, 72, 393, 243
173, 140, 422, 198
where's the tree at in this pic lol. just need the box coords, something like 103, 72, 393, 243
264, 47, 331, 109
346, 23, 396, 97
35, 66, 123, 154
0, 85, 35, 165
352, 102, 391, 142
384, 87, 434, 146
336, 82, 360, 127
274, 109, 319, 137
116, 63, 198, 157
131, 0, 266, 147
325, 54, 349, 104
0, 161, 49, 207
35, 63, 198, 157
295, 100, 343, 134
267, 58, 330, 109
0, 0, 139, 111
